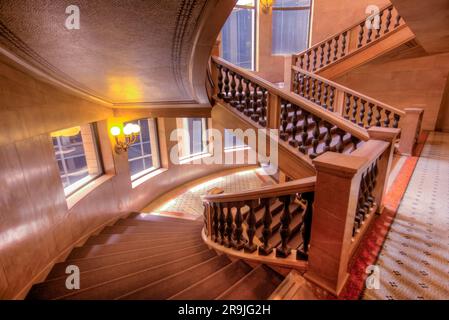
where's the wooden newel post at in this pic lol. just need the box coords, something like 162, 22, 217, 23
284, 55, 295, 92
398, 108, 424, 156
304, 152, 368, 297
366, 127, 400, 213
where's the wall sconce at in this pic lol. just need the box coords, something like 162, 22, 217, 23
260, 0, 274, 14
110, 123, 141, 154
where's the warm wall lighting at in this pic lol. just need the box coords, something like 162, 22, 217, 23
110, 123, 141, 154
260, 0, 274, 13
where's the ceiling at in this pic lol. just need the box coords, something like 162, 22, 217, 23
0, 0, 233, 105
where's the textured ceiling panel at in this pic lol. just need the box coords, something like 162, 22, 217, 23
0, 0, 209, 104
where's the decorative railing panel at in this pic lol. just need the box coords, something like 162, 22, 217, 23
293, 5, 405, 73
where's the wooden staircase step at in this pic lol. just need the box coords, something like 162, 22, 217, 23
58, 251, 221, 300
46, 242, 208, 279
100, 225, 202, 235
27, 248, 215, 300
120, 216, 203, 227
118, 254, 232, 300
85, 232, 200, 245
68, 237, 204, 259
216, 265, 284, 300
127, 213, 198, 224
168, 260, 253, 300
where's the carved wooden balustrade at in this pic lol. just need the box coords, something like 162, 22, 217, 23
202, 177, 316, 269
210, 56, 370, 163
289, 65, 423, 156
201, 127, 398, 296
292, 4, 406, 74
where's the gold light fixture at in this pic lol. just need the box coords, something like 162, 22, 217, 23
260, 0, 274, 13
110, 123, 141, 154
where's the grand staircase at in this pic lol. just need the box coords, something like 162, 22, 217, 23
26, 213, 284, 300
27, 3, 425, 300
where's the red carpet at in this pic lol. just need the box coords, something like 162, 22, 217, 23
339, 131, 429, 300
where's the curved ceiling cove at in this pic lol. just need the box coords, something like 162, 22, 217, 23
0, 0, 235, 106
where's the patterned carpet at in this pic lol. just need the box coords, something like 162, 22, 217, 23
363, 132, 449, 300
152, 168, 273, 219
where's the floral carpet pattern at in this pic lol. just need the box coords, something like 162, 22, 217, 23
361, 132, 449, 299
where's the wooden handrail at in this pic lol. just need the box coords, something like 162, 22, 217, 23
211, 56, 369, 142
291, 66, 406, 118
293, 4, 394, 57
203, 176, 316, 203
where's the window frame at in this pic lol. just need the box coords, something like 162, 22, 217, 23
220, 0, 258, 71
271, 0, 313, 55
125, 118, 161, 182
177, 118, 210, 160
52, 123, 104, 197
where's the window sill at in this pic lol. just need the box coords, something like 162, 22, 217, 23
179, 153, 212, 164
132, 168, 168, 189
66, 174, 115, 210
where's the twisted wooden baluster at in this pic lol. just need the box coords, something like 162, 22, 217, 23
366, 16, 374, 43
306, 51, 312, 71
289, 104, 299, 147
297, 192, 314, 260
384, 110, 391, 127
323, 121, 333, 153
326, 39, 332, 65
298, 73, 305, 96
336, 128, 346, 153
310, 115, 321, 159
299, 55, 305, 69
258, 198, 273, 256
243, 79, 252, 116
313, 47, 318, 71
236, 75, 244, 111
304, 75, 310, 99
319, 43, 325, 68
223, 68, 230, 102
229, 71, 237, 107
310, 78, 317, 103
358, 22, 365, 47
394, 14, 401, 28
367, 103, 374, 128
217, 64, 224, 99
344, 93, 352, 120
280, 101, 289, 141
276, 195, 292, 258
244, 200, 258, 253
333, 35, 340, 60
259, 88, 268, 127
316, 80, 322, 106
233, 204, 245, 250
212, 203, 219, 242
352, 96, 359, 124
385, 7, 393, 33
375, 106, 382, 127
359, 99, 367, 127
251, 84, 259, 122
298, 110, 310, 154
322, 83, 329, 110
375, 10, 384, 39
218, 203, 226, 245
225, 204, 234, 248
393, 113, 400, 129
328, 86, 335, 112
341, 31, 348, 57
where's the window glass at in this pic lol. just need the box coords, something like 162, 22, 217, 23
272, 0, 312, 54
177, 118, 209, 159
221, 1, 256, 69
51, 124, 103, 196
224, 129, 246, 149
125, 118, 160, 181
